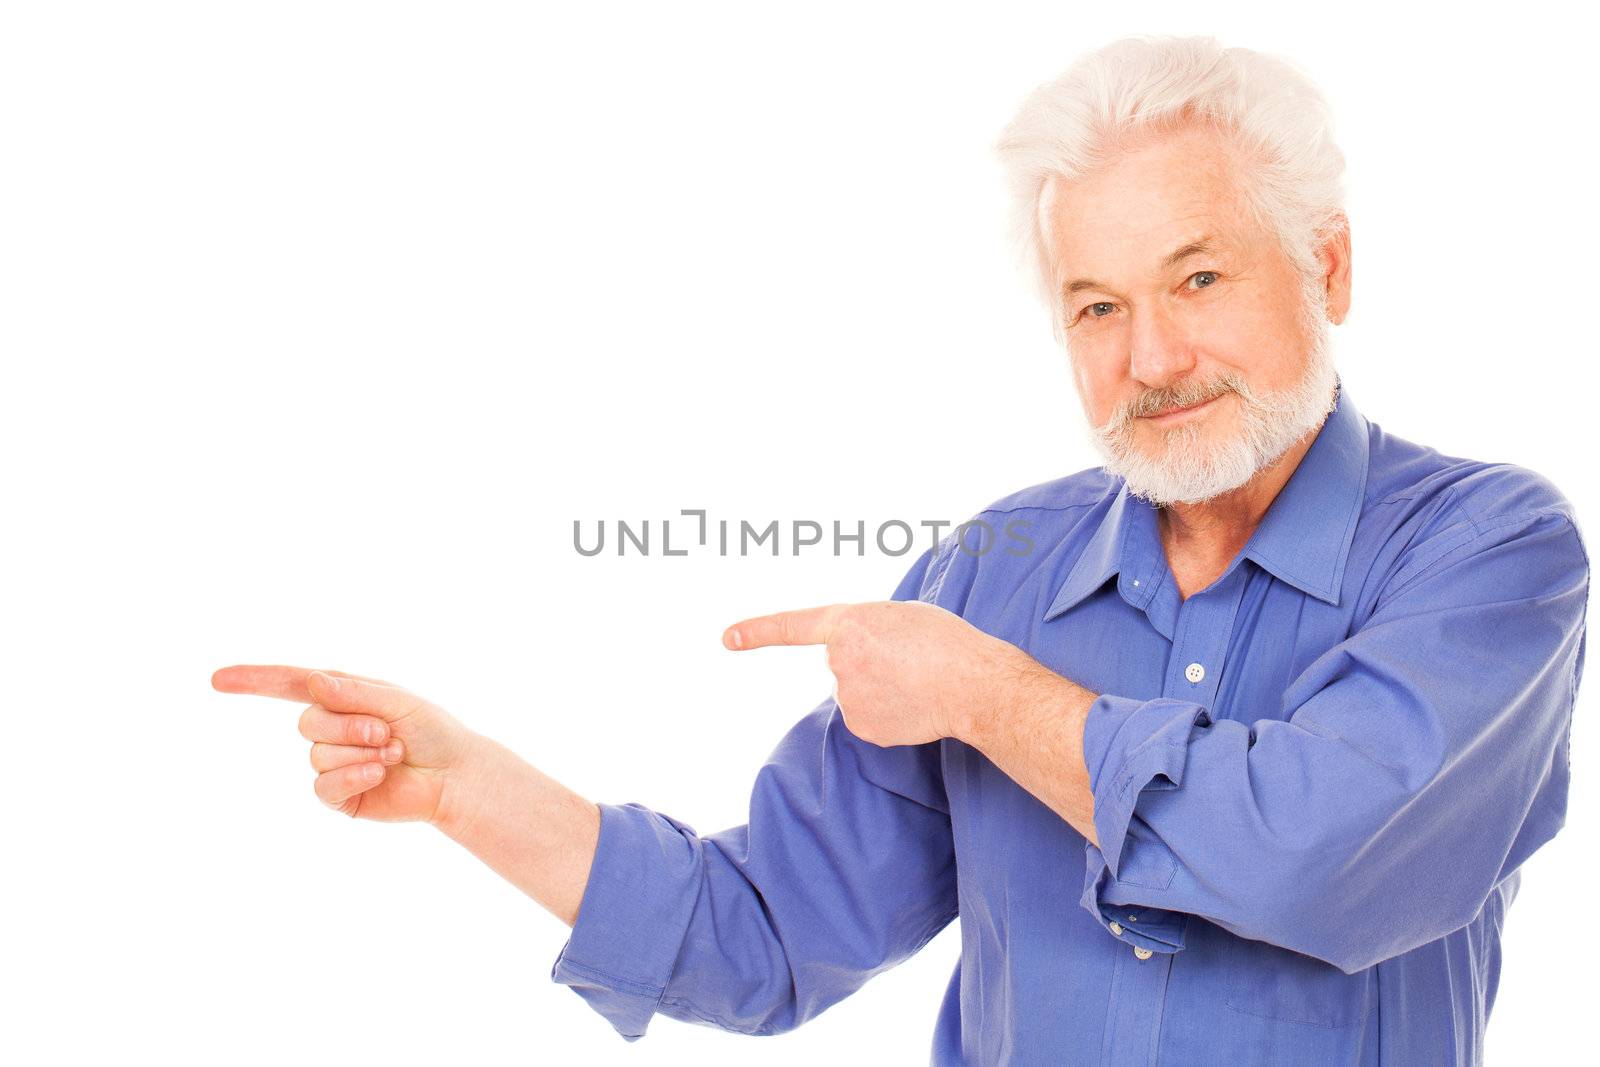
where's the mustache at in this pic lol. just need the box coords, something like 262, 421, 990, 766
1101, 373, 1246, 432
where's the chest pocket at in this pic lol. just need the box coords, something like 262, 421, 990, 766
1224, 936, 1375, 1029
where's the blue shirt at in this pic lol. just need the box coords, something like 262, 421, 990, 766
550, 381, 1590, 1065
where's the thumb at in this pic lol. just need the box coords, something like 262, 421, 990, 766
308, 671, 424, 723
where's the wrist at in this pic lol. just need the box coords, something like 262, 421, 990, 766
425, 730, 602, 927
430, 729, 504, 839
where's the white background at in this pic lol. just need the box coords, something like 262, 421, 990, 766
3, 2, 1595, 1063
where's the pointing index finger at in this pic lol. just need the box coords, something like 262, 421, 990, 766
723, 605, 846, 650
210, 664, 402, 704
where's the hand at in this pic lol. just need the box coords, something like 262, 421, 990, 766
212, 665, 477, 824
722, 600, 1057, 747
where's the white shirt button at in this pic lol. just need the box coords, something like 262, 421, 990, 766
1185, 662, 1206, 683
1133, 946, 1153, 960
1108, 921, 1123, 936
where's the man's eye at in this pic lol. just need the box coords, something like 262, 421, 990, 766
1187, 271, 1219, 289
1086, 302, 1116, 318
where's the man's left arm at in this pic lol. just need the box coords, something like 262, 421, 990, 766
970, 506, 1590, 974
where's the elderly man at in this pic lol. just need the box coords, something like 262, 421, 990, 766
215, 35, 1589, 1066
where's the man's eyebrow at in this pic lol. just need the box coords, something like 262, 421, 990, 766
1060, 235, 1220, 297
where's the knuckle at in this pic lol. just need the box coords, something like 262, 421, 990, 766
297, 705, 317, 741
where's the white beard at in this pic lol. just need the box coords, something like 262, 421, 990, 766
1085, 291, 1340, 507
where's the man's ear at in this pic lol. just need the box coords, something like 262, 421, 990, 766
1319, 213, 1353, 325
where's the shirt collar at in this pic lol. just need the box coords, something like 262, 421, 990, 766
1044, 377, 1369, 621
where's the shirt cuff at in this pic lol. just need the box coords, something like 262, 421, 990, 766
549, 801, 704, 1041
1078, 862, 1192, 955
1081, 693, 1212, 881
1077, 694, 1211, 955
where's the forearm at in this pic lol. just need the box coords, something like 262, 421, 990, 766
432, 732, 601, 928
958, 666, 1100, 847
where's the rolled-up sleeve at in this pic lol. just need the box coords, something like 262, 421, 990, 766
550, 546, 961, 1040
1078, 506, 1589, 974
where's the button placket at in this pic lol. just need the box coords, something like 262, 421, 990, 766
1099, 927, 1175, 1061
1164, 568, 1249, 706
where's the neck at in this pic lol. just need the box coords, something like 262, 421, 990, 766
1157, 420, 1323, 562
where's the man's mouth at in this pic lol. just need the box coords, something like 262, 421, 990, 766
1140, 393, 1224, 424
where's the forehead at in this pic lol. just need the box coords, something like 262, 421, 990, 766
1041, 126, 1259, 284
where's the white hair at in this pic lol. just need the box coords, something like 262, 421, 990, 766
995, 35, 1347, 341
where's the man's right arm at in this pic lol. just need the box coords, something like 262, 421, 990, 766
214, 542, 964, 1043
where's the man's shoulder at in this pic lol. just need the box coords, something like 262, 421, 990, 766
966, 465, 1119, 521
913, 467, 1116, 610
1362, 418, 1585, 586
1365, 418, 1578, 532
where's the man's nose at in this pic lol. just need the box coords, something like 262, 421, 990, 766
1126, 303, 1197, 390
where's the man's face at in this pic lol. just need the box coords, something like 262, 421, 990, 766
1041, 124, 1342, 505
